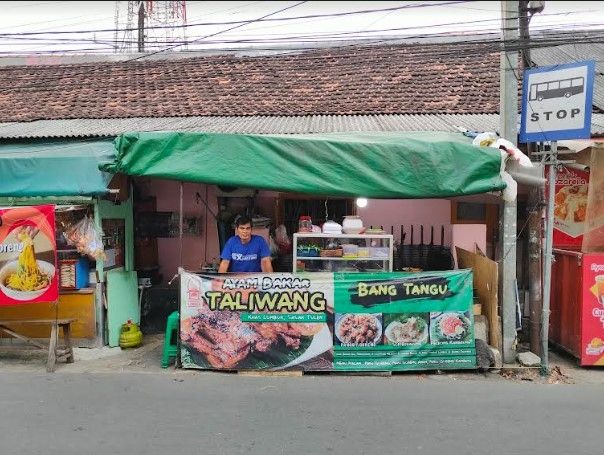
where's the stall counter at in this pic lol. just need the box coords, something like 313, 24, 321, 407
0, 289, 96, 342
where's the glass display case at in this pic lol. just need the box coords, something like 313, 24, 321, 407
293, 233, 393, 273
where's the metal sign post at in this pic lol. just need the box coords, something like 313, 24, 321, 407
541, 141, 557, 375
520, 60, 595, 375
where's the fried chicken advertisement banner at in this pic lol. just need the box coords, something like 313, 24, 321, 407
180, 269, 476, 372
548, 165, 589, 247
0, 205, 58, 306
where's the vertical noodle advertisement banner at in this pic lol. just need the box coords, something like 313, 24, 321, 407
0, 205, 58, 306
180, 269, 476, 372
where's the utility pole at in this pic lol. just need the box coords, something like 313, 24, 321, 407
137, 1, 145, 53
500, 0, 519, 363
519, 0, 545, 357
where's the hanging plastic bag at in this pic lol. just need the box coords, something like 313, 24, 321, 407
64, 216, 106, 261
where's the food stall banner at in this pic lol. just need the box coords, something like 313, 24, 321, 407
581, 254, 604, 366
0, 140, 115, 197
0, 205, 58, 305
583, 148, 604, 253
106, 131, 506, 199
547, 165, 589, 248
180, 270, 476, 372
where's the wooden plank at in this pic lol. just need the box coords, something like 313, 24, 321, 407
0, 319, 76, 325
61, 323, 74, 363
456, 247, 501, 351
0, 325, 47, 349
46, 323, 57, 373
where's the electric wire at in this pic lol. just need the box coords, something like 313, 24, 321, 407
2, 13, 599, 47
0, 1, 470, 37
1, 23, 602, 58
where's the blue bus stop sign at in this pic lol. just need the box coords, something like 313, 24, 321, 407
520, 60, 595, 143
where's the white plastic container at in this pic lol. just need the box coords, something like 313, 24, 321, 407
370, 247, 390, 258
322, 220, 342, 234
342, 216, 364, 234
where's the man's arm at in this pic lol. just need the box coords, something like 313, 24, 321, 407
261, 257, 273, 273
218, 259, 230, 273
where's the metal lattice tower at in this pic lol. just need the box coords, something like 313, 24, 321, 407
114, 1, 187, 53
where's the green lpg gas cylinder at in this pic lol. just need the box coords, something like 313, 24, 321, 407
119, 320, 143, 349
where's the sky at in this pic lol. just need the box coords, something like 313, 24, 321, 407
0, 1, 602, 55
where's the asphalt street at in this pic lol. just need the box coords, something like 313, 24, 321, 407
1, 370, 602, 455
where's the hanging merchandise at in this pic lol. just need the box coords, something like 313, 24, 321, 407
472, 132, 533, 202
274, 224, 292, 254
64, 216, 106, 261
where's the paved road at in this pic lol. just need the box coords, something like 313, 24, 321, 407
1, 371, 602, 455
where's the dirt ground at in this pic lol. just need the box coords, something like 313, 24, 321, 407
1, 334, 603, 385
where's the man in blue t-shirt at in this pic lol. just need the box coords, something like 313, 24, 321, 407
218, 215, 273, 273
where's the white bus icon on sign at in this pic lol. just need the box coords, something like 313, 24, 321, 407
529, 77, 584, 101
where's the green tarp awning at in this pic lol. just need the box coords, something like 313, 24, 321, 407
104, 131, 506, 198
0, 140, 114, 197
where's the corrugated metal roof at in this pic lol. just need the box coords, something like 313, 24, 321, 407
2, 114, 603, 140
531, 43, 604, 111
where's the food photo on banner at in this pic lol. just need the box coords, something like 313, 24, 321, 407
180, 269, 475, 372
180, 272, 333, 371
0, 205, 58, 305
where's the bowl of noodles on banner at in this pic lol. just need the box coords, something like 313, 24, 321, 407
0, 259, 55, 301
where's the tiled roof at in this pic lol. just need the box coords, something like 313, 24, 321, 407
530, 43, 604, 111
0, 43, 501, 122
2, 113, 604, 139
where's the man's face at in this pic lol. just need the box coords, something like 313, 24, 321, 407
236, 223, 252, 242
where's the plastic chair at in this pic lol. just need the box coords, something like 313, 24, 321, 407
161, 311, 179, 368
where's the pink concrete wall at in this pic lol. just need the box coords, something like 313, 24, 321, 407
357, 199, 452, 245
450, 224, 487, 268
139, 179, 220, 281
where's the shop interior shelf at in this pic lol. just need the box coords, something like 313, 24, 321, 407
294, 233, 392, 239
297, 257, 388, 261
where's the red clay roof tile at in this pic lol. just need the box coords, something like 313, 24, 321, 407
0, 43, 501, 122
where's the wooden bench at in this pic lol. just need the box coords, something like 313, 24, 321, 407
0, 319, 76, 372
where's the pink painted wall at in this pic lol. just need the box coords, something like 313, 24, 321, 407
450, 224, 487, 268
137, 179, 220, 282
357, 199, 452, 246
